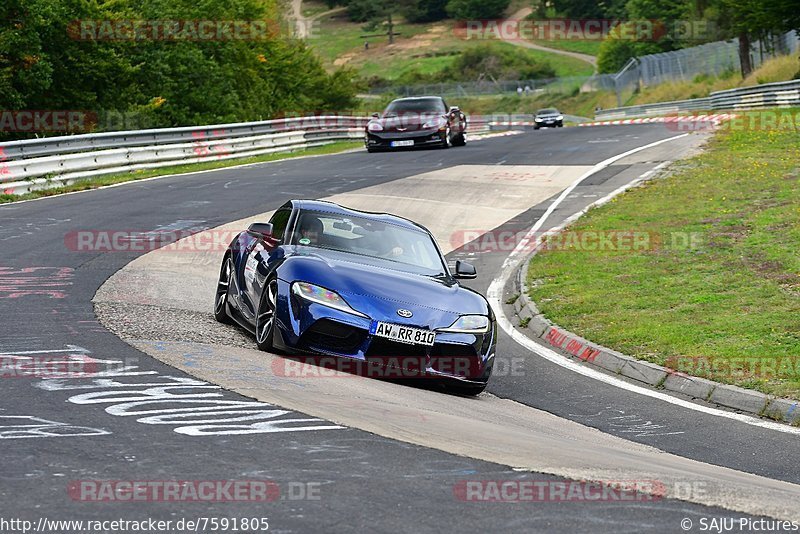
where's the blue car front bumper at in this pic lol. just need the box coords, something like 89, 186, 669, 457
272, 279, 495, 383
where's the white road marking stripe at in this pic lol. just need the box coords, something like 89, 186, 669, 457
487, 134, 800, 435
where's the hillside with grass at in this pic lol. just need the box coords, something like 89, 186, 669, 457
438, 54, 799, 119
302, 1, 594, 88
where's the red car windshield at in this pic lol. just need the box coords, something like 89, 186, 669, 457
384, 98, 446, 116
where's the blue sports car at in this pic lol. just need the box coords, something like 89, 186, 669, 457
214, 200, 496, 395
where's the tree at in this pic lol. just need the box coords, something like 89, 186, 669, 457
346, 0, 413, 44
712, 0, 799, 77
0, 0, 358, 140
446, 0, 511, 20
403, 0, 448, 23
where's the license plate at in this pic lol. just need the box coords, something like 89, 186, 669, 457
373, 322, 435, 346
390, 140, 414, 147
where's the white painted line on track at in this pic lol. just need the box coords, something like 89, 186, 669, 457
487, 134, 800, 436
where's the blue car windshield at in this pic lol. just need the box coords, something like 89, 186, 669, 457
292, 211, 447, 276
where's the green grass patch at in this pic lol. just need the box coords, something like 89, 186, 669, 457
0, 141, 361, 204
301, 0, 331, 18
529, 39, 602, 57
309, 12, 594, 83
508, 43, 594, 78
308, 12, 431, 67
526, 111, 800, 399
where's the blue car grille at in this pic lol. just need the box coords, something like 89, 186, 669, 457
365, 338, 427, 359
300, 320, 367, 354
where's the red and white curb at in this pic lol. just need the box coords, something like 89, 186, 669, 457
579, 114, 737, 127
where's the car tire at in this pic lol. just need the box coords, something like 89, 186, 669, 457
255, 277, 279, 352
441, 126, 452, 148
213, 256, 234, 324
533, 125, 540, 130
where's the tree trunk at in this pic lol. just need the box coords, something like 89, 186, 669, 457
387, 12, 394, 44
738, 32, 753, 78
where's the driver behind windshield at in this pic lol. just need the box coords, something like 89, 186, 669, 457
360, 224, 405, 259
297, 215, 323, 246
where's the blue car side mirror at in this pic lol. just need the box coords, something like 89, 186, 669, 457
247, 223, 274, 239
453, 260, 477, 279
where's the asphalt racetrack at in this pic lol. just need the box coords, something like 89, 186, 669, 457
2, 125, 799, 533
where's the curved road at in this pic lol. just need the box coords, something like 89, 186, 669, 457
1, 126, 798, 532
505, 8, 598, 69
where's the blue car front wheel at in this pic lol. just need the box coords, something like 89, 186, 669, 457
256, 277, 278, 351
214, 256, 234, 325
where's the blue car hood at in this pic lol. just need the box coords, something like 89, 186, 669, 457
279, 248, 489, 327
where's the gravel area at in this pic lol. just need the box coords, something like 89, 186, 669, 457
95, 301, 255, 349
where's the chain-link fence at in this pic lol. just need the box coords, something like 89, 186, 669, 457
366, 76, 608, 98
367, 31, 799, 102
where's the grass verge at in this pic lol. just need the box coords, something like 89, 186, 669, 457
310, 10, 594, 82
526, 110, 800, 399
0, 141, 362, 204
419, 55, 798, 118
528, 39, 602, 57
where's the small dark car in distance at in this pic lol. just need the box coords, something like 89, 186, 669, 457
214, 200, 496, 395
365, 96, 467, 152
534, 108, 564, 129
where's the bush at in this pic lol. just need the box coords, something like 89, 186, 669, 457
403, 0, 448, 23
445, 0, 511, 20
596, 27, 662, 74
382, 43, 556, 85
447, 43, 555, 80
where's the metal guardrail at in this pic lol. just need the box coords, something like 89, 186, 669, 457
710, 79, 800, 110
0, 116, 370, 162
594, 98, 712, 120
0, 115, 493, 196
595, 79, 800, 119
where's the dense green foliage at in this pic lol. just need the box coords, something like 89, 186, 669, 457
445, 0, 511, 20
555, 0, 800, 74
442, 43, 555, 81
402, 0, 449, 23
0, 0, 358, 139
325, 0, 509, 24
374, 43, 556, 86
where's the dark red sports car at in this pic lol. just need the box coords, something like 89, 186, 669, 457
365, 96, 467, 152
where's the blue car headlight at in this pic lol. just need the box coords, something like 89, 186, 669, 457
292, 282, 368, 318
437, 315, 490, 334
